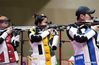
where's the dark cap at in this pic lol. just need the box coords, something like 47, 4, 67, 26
76, 6, 95, 16
35, 14, 47, 25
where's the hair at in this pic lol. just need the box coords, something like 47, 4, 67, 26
77, 15, 80, 20
33, 13, 47, 25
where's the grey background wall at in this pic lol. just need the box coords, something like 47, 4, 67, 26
0, 0, 99, 60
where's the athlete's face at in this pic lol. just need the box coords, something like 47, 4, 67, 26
0, 16, 9, 28
40, 18, 48, 26
80, 14, 92, 22
0, 21, 9, 28
84, 14, 92, 21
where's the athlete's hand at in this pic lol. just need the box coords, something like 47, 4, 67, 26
91, 25, 99, 31
6, 27, 13, 34
48, 28, 53, 33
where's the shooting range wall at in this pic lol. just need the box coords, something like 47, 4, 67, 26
0, 0, 99, 60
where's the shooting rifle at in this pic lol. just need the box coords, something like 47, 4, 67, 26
1, 20, 99, 32
76, 18, 99, 27
0, 25, 67, 32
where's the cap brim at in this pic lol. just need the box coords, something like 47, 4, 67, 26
87, 9, 95, 14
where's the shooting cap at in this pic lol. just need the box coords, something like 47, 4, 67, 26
34, 14, 47, 25
0, 16, 10, 23
76, 6, 95, 16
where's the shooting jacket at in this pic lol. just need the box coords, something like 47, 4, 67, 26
28, 28, 59, 65
0, 30, 20, 64
66, 23, 99, 65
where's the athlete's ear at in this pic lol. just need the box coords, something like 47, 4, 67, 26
80, 14, 85, 20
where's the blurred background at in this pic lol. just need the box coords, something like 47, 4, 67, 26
0, 0, 99, 61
